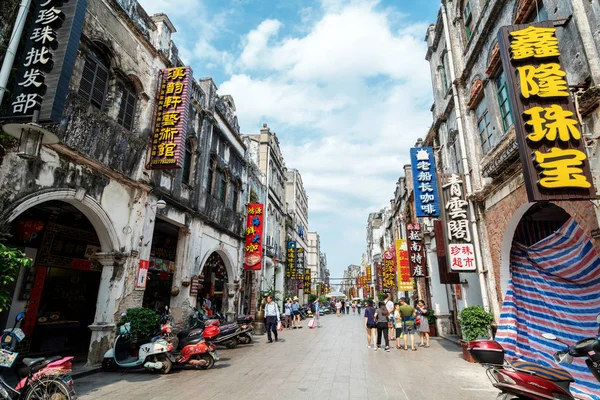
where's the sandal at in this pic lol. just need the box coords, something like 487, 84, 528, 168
403, 348, 408, 351
396, 345, 401, 349
385, 347, 390, 352
424, 345, 430, 348
412, 348, 417, 351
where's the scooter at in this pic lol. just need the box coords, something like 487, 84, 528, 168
468, 313, 600, 400
102, 313, 176, 374
189, 308, 249, 348
1, 313, 76, 400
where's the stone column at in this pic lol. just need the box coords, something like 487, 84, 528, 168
87, 252, 127, 366
224, 282, 238, 321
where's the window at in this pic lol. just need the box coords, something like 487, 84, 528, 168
464, 1, 474, 40
207, 164, 215, 194
78, 47, 109, 109
182, 140, 192, 185
216, 171, 227, 202
231, 186, 239, 211
495, 71, 514, 132
448, 130, 463, 174
117, 81, 137, 130
476, 98, 493, 155
529, 0, 548, 22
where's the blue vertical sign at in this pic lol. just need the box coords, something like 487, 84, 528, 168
410, 147, 440, 217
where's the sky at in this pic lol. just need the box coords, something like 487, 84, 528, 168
138, 0, 440, 281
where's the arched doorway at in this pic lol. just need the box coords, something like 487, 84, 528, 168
1, 200, 103, 357
199, 252, 229, 315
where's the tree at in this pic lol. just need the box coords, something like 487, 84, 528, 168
0, 243, 32, 312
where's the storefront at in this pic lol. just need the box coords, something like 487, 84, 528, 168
142, 218, 179, 311
198, 252, 228, 315
1, 201, 102, 357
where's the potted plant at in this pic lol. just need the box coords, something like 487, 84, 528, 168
425, 309, 437, 336
458, 306, 494, 362
119, 307, 160, 345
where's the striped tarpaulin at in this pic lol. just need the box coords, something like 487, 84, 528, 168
496, 218, 600, 399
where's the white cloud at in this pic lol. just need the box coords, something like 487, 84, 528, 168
239, 19, 283, 69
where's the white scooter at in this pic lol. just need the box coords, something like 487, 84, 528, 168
102, 321, 175, 374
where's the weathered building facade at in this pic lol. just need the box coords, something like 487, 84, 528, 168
0, 0, 247, 365
285, 168, 309, 301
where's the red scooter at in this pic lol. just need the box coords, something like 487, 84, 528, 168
468, 313, 600, 400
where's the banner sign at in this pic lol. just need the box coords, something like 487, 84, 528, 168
382, 248, 396, 293
376, 262, 383, 292
410, 147, 441, 217
497, 21, 595, 201
366, 266, 372, 284
296, 247, 305, 276
441, 174, 476, 272
136, 259, 149, 289
243, 203, 264, 270
286, 241, 296, 279
8, 0, 88, 122
396, 239, 414, 291
303, 270, 311, 294
148, 66, 192, 169
407, 224, 426, 277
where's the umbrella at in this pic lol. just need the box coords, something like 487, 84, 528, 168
325, 291, 346, 298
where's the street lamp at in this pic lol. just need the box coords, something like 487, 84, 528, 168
2, 122, 59, 158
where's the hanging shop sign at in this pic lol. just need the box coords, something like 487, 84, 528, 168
303, 270, 311, 294
148, 66, 193, 170
382, 248, 396, 293
376, 262, 383, 292
7, 0, 88, 122
286, 241, 296, 279
498, 21, 595, 201
296, 247, 305, 276
189, 276, 199, 297
406, 224, 426, 277
441, 174, 476, 272
135, 259, 149, 289
410, 147, 441, 217
396, 239, 414, 291
366, 266, 372, 284
243, 203, 264, 270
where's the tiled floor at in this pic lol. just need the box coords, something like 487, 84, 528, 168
76, 313, 497, 399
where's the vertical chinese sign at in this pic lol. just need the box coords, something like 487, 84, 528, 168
410, 147, 441, 217
366, 266, 372, 284
8, 0, 88, 122
303, 270, 311, 295
396, 239, 414, 291
406, 224, 426, 277
287, 241, 296, 282
148, 66, 192, 170
497, 21, 595, 201
136, 260, 149, 289
382, 249, 396, 294
441, 174, 476, 272
376, 262, 383, 292
243, 204, 264, 270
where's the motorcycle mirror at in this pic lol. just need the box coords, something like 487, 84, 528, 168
542, 333, 558, 340
121, 312, 127, 317
15, 312, 25, 323
596, 313, 600, 325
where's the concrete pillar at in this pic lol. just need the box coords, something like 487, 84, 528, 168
423, 229, 452, 336
87, 252, 127, 366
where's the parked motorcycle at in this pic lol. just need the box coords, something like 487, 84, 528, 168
102, 312, 175, 374
189, 308, 252, 348
1, 312, 76, 400
468, 313, 600, 400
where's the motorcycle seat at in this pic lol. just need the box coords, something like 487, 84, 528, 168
22, 357, 45, 367
512, 361, 574, 382
22, 356, 61, 373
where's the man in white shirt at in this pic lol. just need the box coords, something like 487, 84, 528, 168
264, 295, 281, 343
385, 294, 395, 340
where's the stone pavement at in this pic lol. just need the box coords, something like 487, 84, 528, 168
75, 312, 498, 400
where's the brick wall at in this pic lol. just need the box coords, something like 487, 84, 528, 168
485, 184, 600, 305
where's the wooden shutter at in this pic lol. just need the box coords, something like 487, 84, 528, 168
435, 220, 461, 284
78, 51, 109, 109
117, 84, 137, 130
78, 58, 95, 102
90, 64, 108, 109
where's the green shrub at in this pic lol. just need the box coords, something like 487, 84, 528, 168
0, 243, 32, 312
425, 309, 437, 325
459, 306, 494, 341
119, 308, 159, 342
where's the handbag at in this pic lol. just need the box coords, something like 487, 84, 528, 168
387, 321, 393, 329
415, 316, 421, 325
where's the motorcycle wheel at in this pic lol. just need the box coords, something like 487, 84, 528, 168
154, 354, 172, 374
193, 354, 214, 370
225, 339, 238, 349
496, 393, 524, 400
242, 333, 253, 344
101, 358, 117, 371
24, 377, 72, 400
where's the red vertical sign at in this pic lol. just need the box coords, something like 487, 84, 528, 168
244, 203, 264, 270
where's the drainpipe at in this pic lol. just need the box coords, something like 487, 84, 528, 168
0, 0, 32, 107
440, 1, 490, 312
570, 0, 600, 84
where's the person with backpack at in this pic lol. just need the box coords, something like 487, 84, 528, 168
384, 294, 395, 340
312, 298, 321, 328
363, 300, 376, 349
399, 297, 417, 351
292, 297, 302, 328
284, 298, 293, 329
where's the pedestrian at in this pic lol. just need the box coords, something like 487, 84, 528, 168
399, 297, 417, 351
374, 302, 391, 352
363, 300, 376, 349
264, 295, 281, 343
341, 299, 345, 314
416, 300, 431, 347
394, 303, 404, 349
292, 297, 302, 328
313, 298, 321, 328
356, 302, 361, 315
384, 294, 395, 340
335, 299, 342, 317
284, 298, 293, 329
202, 295, 213, 316
352, 302, 356, 315
345, 301, 350, 314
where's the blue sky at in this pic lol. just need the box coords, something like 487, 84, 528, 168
138, 0, 440, 281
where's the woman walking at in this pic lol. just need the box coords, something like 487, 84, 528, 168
356, 302, 361, 315
374, 302, 390, 352
394, 303, 404, 349
284, 298, 293, 329
351, 302, 356, 315
335, 299, 342, 317
363, 300, 376, 349
416, 300, 431, 347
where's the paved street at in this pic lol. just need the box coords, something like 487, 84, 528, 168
76, 313, 497, 400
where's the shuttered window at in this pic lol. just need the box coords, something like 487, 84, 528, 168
117, 82, 137, 130
78, 48, 109, 109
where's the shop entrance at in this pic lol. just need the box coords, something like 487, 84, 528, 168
142, 218, 179, 312
1, 201, 102, 357
199, 252, 228, 315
